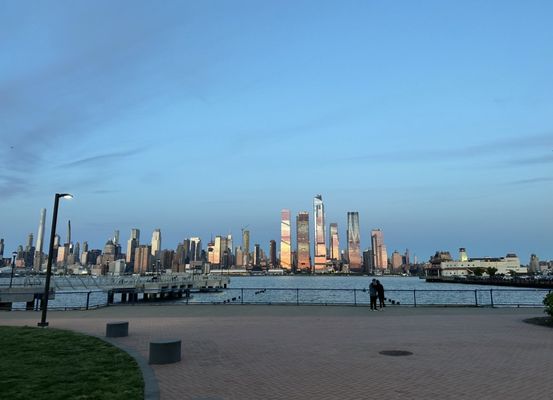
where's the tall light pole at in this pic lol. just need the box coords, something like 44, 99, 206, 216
38, 193, 73, 327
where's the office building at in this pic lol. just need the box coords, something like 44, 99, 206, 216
280, 209, 292, 270
33, 208, 46, 270
313, 195, 326, 270
126, 228, 140, 265
296, 211, 311, 271
151, 229, 161, 257
347, 212, 362, 272
329, 223, 339, 261
269, 240, 277, 267
371, 229, 388, 272
134, 245, 152, 274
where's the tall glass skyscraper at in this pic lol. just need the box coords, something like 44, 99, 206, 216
313, 195, 327, 271
347, 212, 362, 271
296, 211, 311, 271
126, 228, 140, 265
329, 223, 339, 261
280, 209, 292, 270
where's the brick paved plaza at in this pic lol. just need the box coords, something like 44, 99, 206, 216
3, 305, 552, 399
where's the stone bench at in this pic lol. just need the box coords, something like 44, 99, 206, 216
149, 339, 181, 364
106, 321, 129, 338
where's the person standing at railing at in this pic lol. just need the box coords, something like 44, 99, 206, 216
376, 280, 385, 309
369, 279, 378, 311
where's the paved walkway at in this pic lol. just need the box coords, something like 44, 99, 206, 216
3, 305, 552, 400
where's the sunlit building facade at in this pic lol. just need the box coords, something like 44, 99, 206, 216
151, 229, 161, 257
313, 195, 327, 271
347, 212, 362, 271
280, 209, 292, 270
296, 211, 311, 271
371, 229, 388, 272
126, 228, 140, 265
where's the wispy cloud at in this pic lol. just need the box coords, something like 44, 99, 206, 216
58, 148, 145, 168
508, 176, 553, 185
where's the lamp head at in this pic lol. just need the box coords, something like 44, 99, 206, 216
58, 193, 73, 199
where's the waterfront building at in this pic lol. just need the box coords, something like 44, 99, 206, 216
391, 250, 403, 272
33, 208, 46, 271
280, 209, 292, 270
253, 244, 261, 268
347, 212, 362, 272
363, 249, 374, 274
190, 237, 201, 261
126, 228, 140, 266
440, 249, 527, 277
269, 240, 277, 267
313, 195, 327, 271
151, 229, 161, 257
329, 223, 339, 261
296, 211, 311, 272
371, 229, 388, 273
134, 245, 152, 274
529, 254, 540, 274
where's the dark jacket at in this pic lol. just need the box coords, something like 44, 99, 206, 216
376, 283, 384, 298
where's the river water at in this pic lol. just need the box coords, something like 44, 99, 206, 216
2, 276, 549, 309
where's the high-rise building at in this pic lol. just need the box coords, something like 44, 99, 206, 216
190, 237, 201, 261
269, 240, 277, 267
363, 249, 374, 274
296, 211, 311, 271
313, 195, 327, 270
151, 229, 161, 257
235, 247, 244, 267
0, 238, 4, 257
347, 212, 362, 272
207, 242, 215, 263
242, 230, 250, 266
329, 223, 339, 261
371, 229, 388, 272
113, 230, 120, 245
213, 236, 228, 266
391, 250, 402, 271
253, 244, 261, 268
280, 209, 292, 270
134, 245, 152, 274
34, 208, 46, 270
67, 220, 71, 246
126, 228, 140, 265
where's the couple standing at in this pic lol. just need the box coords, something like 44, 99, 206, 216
369, 279, 385, 311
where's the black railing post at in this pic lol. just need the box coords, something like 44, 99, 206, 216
413, 289, 417, 307
296, 288, 299, 306
354, 289, 357, 306
241, 288, 244, 305
490, 289, 494, 308
474, 290, 478, 307
86, 291, 91, 310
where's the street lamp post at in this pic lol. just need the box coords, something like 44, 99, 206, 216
9, 251, 17, 289
38, 193, 72, 327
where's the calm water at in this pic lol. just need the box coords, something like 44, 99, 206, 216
2, 275, 549, 309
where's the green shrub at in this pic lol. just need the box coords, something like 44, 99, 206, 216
544, 293, 553, 317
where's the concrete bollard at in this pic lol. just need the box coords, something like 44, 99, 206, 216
149, 339, 181, 364
106, 321, 129, 338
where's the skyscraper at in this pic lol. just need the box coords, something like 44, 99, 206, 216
347, 212, 362, 272
242, 230, 250, 266
67, 220, 71, 246
126, 228, 140, 265
329, 223, 339, 261
113, 230, 120, 245
190, 237, 201, 261
151, 229, 161, 256
134, 245, 152, 274
34, 208, 46, 270
371, 229, 388, 272
280, 209, 292, 270
313, 195, 327, 271
0, 238, 4, 257
269, 240, 277, 267
296, 211, 311, 271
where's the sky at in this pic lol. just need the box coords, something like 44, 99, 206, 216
1, 0, 552, 261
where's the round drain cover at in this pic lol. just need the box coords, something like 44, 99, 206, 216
379, 350, 413, 356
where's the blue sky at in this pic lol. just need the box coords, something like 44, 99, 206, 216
1, 0, 552, 261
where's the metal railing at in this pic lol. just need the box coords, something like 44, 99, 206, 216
182, 287, 551, 307
2, 287, 550, 310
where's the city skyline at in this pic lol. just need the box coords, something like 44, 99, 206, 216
1, 1, 552, 259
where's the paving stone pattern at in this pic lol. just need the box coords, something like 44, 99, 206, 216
3, 306, 552, 400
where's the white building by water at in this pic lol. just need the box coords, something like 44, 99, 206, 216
440, 248, 527, 277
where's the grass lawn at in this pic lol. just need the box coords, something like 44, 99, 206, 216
0, 326, 143, 400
